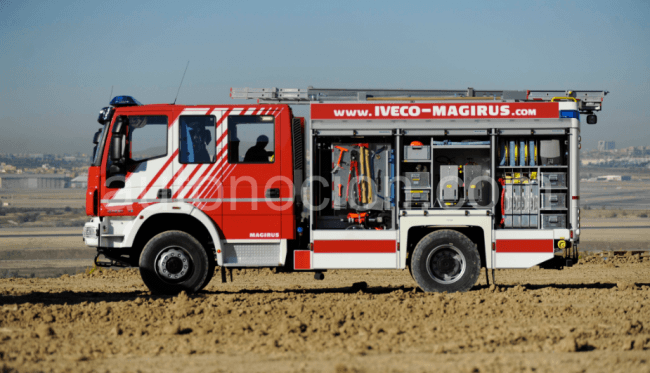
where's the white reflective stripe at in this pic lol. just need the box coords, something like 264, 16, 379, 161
182, 108, 210, 115
220, 198, 292, 202
222, 239, 282, 243
494, 230, 554, 239
102, 198, 293, 204
210, 108, 227, 116
312, 230, 397, 241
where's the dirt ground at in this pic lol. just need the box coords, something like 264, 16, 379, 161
0, 253, 648, 373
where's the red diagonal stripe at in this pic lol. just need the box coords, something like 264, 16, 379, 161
166, 164, 187, 189
137, 149, 178, 199
190, 145, 229, 199
199, 163, 236, 208
185, 145, 228, 200
216, 108, 232, 126
195, 160, 234, 204
173, 164, 203, 199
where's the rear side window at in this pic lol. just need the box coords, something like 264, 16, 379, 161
180, 116, 216, 164
128, 115, 168, 162
228, 115, 275, 164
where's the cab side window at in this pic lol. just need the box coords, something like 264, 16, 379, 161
180, 116, 216, 164
228, 115, 275, 164
128, 115, 168, 162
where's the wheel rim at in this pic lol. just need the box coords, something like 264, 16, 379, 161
155, 246, 191, 282
425, 244, 466, 284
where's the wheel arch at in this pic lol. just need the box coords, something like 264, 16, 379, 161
399, 215, 493, 270
406, 226, 487, 269
123, 203, 223, 265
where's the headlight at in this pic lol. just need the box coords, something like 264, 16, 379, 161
84, 226, 98, 239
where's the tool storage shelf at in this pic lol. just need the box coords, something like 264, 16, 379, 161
432, 145, 490, 149
401, 137, 492, 211
498, 165, 567, 169
496, 132, 571, 230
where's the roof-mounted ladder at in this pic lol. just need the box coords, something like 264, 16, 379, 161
230, 87, 608, 112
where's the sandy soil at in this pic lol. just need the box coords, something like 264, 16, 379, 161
0, 253, 648, 373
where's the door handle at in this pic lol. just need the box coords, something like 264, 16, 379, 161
266, 188, 280, 198
157, 189, 171, 199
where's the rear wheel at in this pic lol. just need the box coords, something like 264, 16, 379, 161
139, 231, 209, 295
411, 229, 480, 293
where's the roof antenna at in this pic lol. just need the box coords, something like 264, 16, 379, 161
173, 61, 190, 105
108, 85, 113, 101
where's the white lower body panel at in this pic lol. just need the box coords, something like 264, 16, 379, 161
494, 229, 555, 269
312, 253, 398, 269
494, 253, 554, 269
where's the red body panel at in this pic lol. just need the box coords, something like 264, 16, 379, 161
313, 240, 397, 253
293, 250, 311, 270
495, 239, 553, 253
85, 166, 100, 216
311, 102, 559, 120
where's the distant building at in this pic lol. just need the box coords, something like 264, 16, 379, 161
0, 174, 70, 189
594, 175, 631, 181
70, 174, 88, 189
597, 141, 615, 151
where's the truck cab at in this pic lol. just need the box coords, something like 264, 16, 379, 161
85, 97, 302, 293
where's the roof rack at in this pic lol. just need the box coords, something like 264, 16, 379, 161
230, 87, 608, 112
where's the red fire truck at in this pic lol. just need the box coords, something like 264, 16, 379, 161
83, 87, 607, 294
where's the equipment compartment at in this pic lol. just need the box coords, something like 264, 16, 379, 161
404, 172, 430, 188
540, 172, 566, 188
464, 165, 490, 206
541, 213, 567, 229
541, 192, 567, 210
330, 142, 392, 211
404, 144, 431, 161
404, 190, 430, 202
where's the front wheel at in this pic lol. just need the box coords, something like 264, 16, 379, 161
411, 229, 480, 293
139, 231, 210, 295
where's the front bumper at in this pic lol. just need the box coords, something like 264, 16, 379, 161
83, 217, 135, 248
83, 218, 101, 247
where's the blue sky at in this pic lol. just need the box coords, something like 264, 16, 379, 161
0, 0, 648, 154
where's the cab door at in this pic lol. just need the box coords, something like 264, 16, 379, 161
170, 107, 222, 226
221, 107, 287, 239
100, 110, 173, 216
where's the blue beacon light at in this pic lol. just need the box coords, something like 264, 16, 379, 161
110, 96, 143, 107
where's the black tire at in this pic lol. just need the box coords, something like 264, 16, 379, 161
411, 229, 480, 293
139, 231, 209, 295
199, 250, 216, 291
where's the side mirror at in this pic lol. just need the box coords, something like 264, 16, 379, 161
97, 107, 114, 125
587, 114, 597, 125
112, 116, 128, 134
110, 136, 123, 162
92, 129, 102, 144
